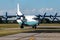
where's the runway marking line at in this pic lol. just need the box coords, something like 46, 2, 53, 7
16, 33, 38, 40
29, 36, 35, 40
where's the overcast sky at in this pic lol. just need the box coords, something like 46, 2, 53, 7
0, 0, 60, 15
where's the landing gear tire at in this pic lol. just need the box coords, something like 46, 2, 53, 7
32, 25, 37, 29
20, 25, 24, 28
32, 26, 34, 28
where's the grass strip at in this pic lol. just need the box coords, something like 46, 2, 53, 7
0, 28, 60, 37
0, 24, 19, 28
0, 28, 36, 37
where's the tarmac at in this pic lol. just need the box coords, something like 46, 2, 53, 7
0, 26, 60, 40
0, 33, 60, 40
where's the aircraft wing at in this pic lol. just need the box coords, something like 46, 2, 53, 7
0, 15, 16, 18
41, 15, 60, 17
7, 15, 16, 18
0, 16, 4, 18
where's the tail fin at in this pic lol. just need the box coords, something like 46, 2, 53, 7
17, 3, 23, 16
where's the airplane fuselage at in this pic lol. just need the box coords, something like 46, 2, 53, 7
17, 15, 38, 26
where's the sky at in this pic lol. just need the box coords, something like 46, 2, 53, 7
0, 0, 60, 15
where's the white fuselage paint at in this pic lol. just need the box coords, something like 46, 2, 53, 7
17, 15, 38, 26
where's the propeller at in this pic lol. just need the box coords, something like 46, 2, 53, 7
21, 14, 27, 28
5, 12, 8, 23
16, 13, 26, 28
3, 12, 8, 23
35, 14, 41, 20
52, 13, 59, 22
34, 14, 42, 25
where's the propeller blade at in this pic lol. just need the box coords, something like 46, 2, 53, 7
56, 18, 59, 21
55, 13, 57, 17
3, 12, 8, 23
42, 12, 46, 19
50, 15, 52, 19
54, 13, 57, 18
52, 17, 55, 22
35, 14, 41, 20
44, 12, 46, 17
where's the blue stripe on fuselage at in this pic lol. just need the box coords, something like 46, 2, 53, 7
18, 21, 38, 26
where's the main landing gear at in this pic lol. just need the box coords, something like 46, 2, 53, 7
32, 25, 37, 29
20, 24, 37, 29
20, 25, 24, 28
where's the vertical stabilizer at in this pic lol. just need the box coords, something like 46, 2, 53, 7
17, 3, 22, 16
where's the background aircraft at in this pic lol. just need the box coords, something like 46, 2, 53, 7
0, 12, 16, 23
35, 13, 60, 23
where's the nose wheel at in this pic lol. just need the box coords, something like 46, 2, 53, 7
20, 25, 24, 28
20, 23, 24, 28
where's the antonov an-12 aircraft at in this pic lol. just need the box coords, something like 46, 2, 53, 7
16, 3, 40, 29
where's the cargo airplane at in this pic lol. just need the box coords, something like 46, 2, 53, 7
16, 3, 40, 29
